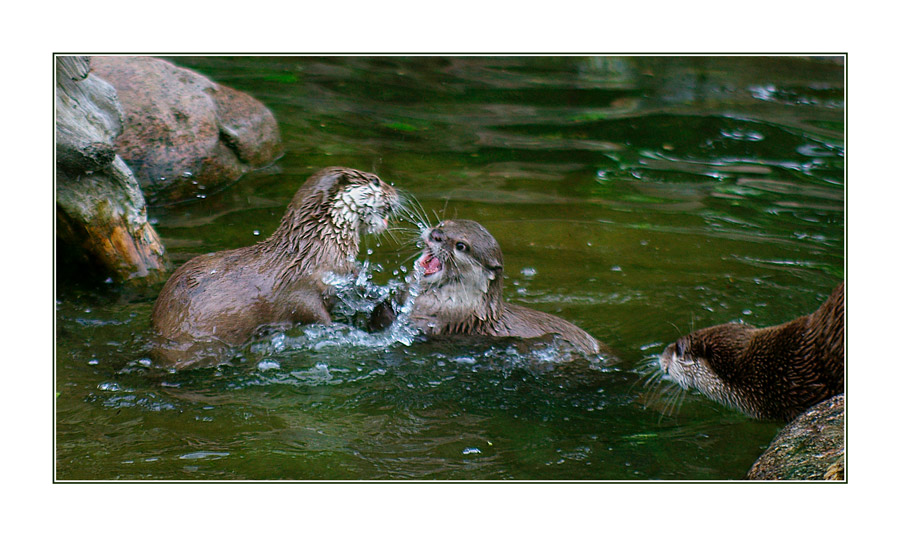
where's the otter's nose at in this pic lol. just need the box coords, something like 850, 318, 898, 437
430, 228, 445, 242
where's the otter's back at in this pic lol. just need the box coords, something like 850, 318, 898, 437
494, 303, 602, 355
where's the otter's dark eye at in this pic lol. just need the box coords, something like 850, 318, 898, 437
455, 242, 468, 252
371, 177, 380, 187
675, 340, 685, 358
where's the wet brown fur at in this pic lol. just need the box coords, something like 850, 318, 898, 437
409, 219, 604, 355
659, 283, 844, 421
151, 167, 398, 367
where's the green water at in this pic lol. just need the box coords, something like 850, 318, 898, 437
55, 56, 844, 480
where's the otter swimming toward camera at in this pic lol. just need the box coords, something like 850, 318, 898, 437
151, 166, 400, 368
657, 283, 844, 421
375, 219, 604, 355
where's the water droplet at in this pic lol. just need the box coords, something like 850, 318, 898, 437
462, 447, 481, 455
611, 265, 622, 272
520, 267, 537, 277
88, 359, 99, 366
258, 359, 281, 371
253, 230, 260, 236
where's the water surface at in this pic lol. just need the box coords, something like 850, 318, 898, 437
55, 55, 844, 480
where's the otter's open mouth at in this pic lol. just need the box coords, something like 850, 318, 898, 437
419, 252, 443, 277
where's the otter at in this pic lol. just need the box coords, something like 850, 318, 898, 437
375, 219, 604, 355
658, 283, 844, 421
151, 167, 400, 367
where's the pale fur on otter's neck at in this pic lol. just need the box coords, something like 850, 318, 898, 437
414, 268, 503, 335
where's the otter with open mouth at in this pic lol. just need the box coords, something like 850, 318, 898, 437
377, 219, 605, 355
656, 283, 844, 421
151, 166, 401, 368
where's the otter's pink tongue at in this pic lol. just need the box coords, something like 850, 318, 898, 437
420, 253, 442, 276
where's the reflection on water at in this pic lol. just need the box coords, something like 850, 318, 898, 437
55, 56, 843, 480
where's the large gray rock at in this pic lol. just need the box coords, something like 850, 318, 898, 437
746, 394, 845, 480
90, 56, 283, 205
56, 56, 170, 286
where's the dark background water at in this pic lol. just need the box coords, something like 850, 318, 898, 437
55, 55, 844, 480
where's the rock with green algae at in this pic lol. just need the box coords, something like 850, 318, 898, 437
746, 394, 844, 481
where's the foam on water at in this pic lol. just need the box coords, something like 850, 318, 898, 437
248, 256, 612, 375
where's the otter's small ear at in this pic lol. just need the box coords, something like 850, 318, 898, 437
323, 171, 354, 201
335, 171, 352, 186
684, 340, 706, 364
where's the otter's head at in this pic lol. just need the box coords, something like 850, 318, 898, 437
291, 167, 400, 237
269, 167, 402, 277
659, 323, 757, 415
414, 219, 504, 325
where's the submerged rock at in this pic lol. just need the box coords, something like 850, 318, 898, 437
90, 56, 283, 204
56, 56, 170, 286
746, 394, 845, 481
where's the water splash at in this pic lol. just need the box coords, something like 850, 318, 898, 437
250, 260, 425, 357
